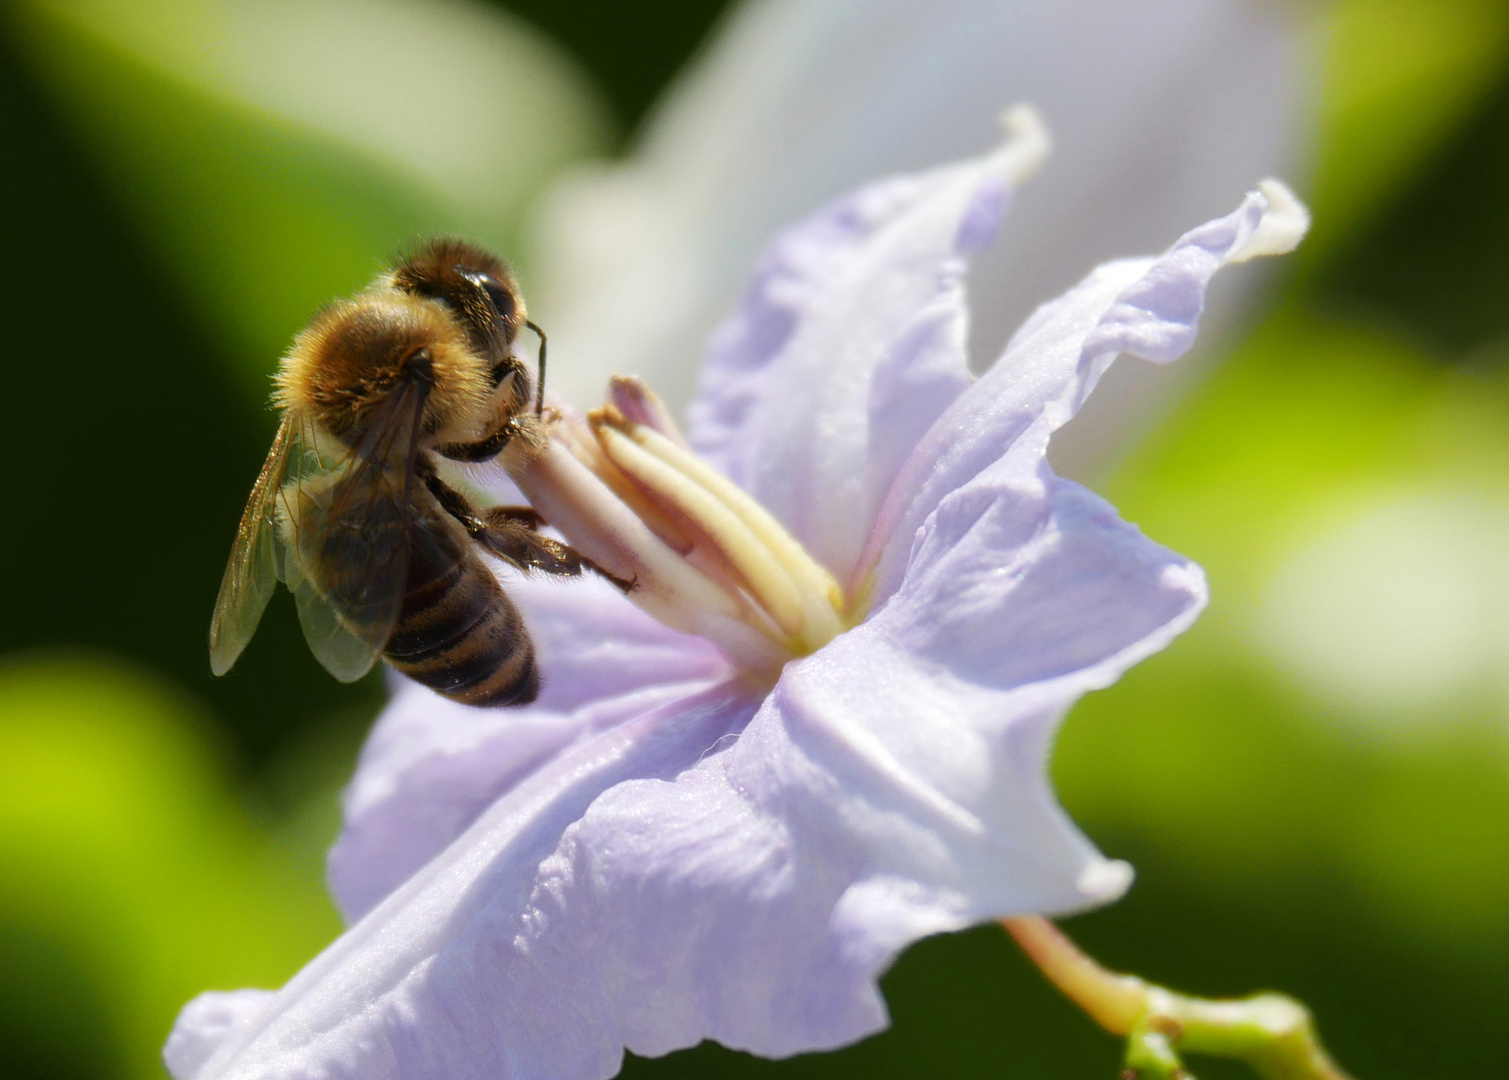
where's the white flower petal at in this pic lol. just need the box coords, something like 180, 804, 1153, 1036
329, 674, 716, 922
165, 991, 276, 1080
684, 125, 1034, 578
508, 572, 729, 715
178, 477, 1192, 1078
516, 482, 1198, 1063
535, 0, 1308, 425
330, 571, 728, 920
859, 181, 1305, 603
171, 471, 1191, 1077
173, 682, 763, 1080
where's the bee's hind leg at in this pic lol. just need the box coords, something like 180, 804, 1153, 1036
474, 508, 635, 593
423, 470, 633, 592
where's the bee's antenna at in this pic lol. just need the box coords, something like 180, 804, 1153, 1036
526, 320, 548, 415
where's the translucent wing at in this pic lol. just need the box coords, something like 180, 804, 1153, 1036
210, 416, 294, 675
277, 381, 427, 683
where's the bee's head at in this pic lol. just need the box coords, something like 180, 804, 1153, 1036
388, 238, 525, 362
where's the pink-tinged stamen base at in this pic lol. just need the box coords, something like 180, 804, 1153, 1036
606, 375, 691, 448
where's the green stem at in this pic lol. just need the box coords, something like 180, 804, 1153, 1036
1001, 917, 1353, 1080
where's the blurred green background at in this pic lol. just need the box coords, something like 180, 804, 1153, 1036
1, 1, 1507, 1079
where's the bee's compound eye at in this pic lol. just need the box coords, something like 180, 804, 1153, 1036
460, 270, 519, 336
482, 279, 517, 324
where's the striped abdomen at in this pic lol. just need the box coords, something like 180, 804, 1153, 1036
384, 513, 538, 706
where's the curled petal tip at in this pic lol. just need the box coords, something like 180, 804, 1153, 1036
1230, 177, 1311, 263
1077, 859, 1136, 904
996, 103, 1052, 184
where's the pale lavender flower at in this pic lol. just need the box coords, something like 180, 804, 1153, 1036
166, 112, 1307, 1080
535, 0, 1312, 457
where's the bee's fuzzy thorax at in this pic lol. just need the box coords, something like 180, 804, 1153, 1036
274, 291, 495, 441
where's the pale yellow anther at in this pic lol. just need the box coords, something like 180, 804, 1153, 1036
559, 415, 700, 558
595, 423, 808, 641
518, 386, 853, 677
616, 423, 846, 650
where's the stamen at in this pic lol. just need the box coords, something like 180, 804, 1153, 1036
551, 404, 700, 557
514, 381, 848, 676
511, 440, 789, 676
594, 421, 808, 640
595, 415, 845, 651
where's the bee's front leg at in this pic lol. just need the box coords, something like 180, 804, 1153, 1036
438, 418, 526, 462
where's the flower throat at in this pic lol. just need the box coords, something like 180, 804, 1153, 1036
510, 376, 851, 681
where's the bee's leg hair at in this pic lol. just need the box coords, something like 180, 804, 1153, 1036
483, 506, 544, 530
422, 470, 634, 592
474, 509, 636, 591
438, 417, 525, 462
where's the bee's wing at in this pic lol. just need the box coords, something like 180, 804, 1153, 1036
210, 416, 295, 676
278, 381, 427, 683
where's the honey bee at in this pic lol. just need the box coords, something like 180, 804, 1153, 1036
210, 239, 622, 706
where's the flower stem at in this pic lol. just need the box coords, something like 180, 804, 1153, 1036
1001, 917, 1353, 1080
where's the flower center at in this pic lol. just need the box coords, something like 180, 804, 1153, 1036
509, 377, 848, 680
